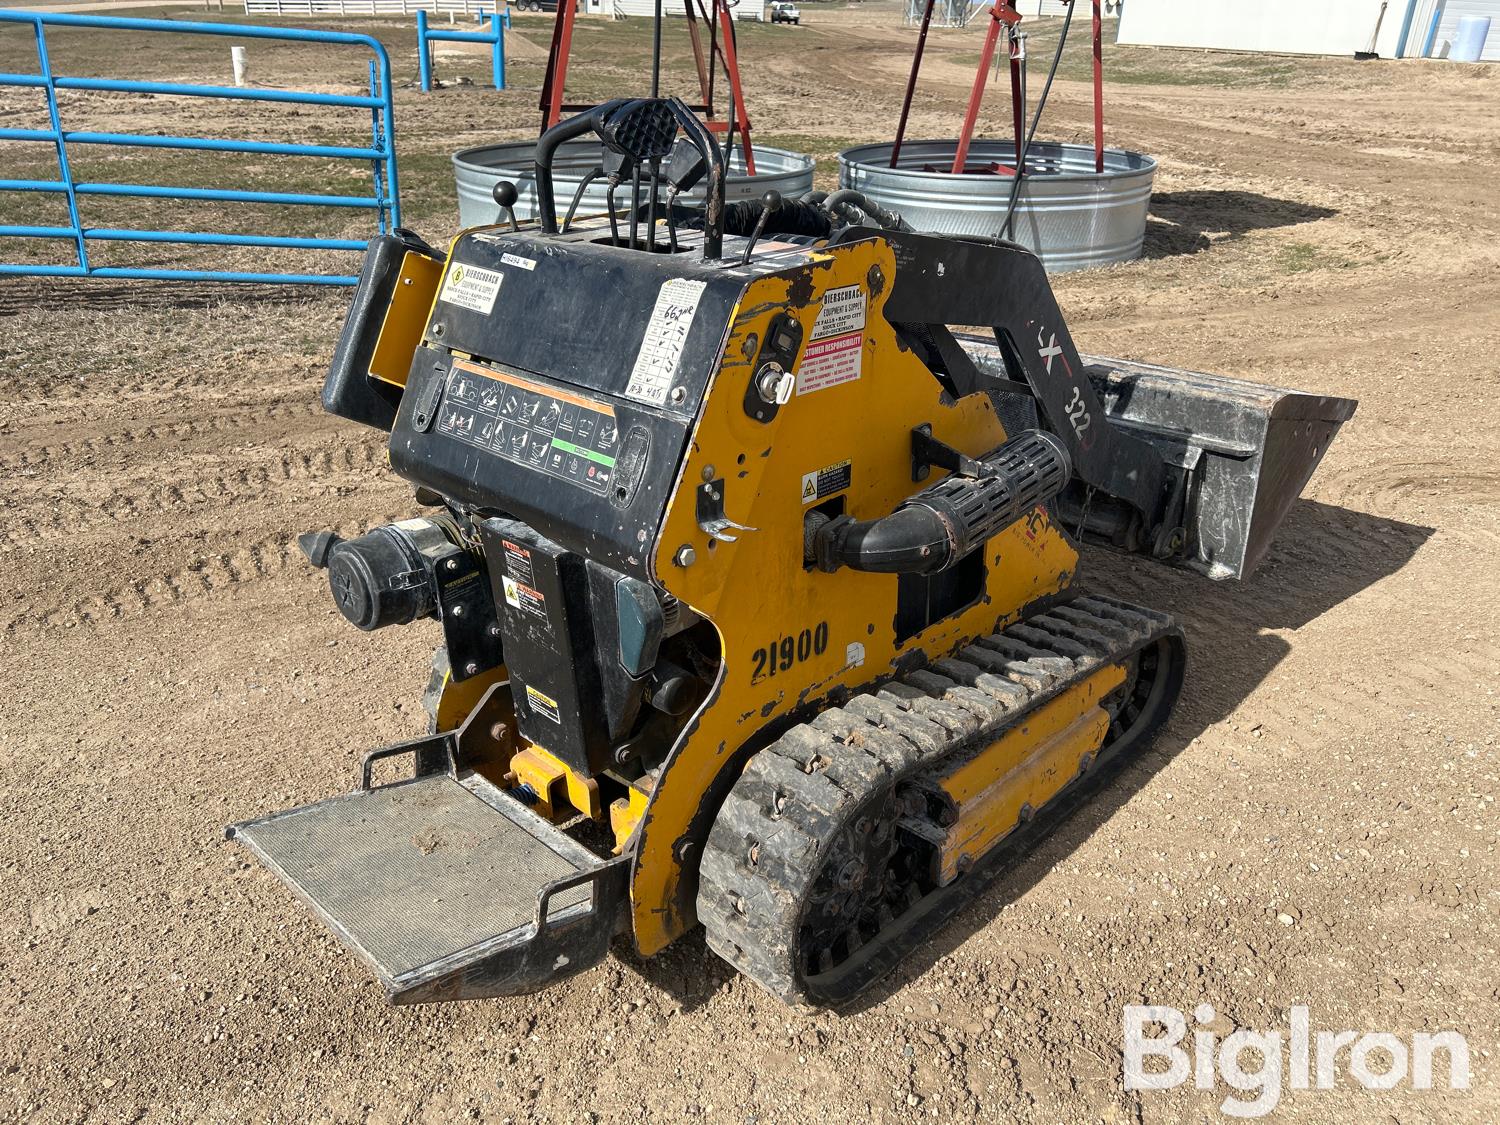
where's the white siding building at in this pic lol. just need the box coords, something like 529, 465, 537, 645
1015, 1, 1123, 16
1118, 0, 1498, 60
586, 0, 767, 21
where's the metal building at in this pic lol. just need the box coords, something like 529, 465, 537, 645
593, 0, 766, 20
1118, 0, 1497, 59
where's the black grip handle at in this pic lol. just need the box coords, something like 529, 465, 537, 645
532, 97, 726, 259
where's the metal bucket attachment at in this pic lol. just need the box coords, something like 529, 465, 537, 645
957, 336, 1357, 580
229, 760, 626, 1004
1078, 356, 1356, 579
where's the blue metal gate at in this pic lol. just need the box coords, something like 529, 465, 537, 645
0, 11, 400, 285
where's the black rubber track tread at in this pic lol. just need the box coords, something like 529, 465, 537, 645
697, 594, 1182, 1005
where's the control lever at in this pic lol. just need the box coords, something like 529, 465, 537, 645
739, 190, 782, 265
663, 137, 708, 253
600, 148, 635, 247
561, 166, 602, 233
491, 180, 519, 232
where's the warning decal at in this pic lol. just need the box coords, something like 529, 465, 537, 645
438, 262, 503, 314
502, 575, 548, 622
796, 331, 863, 396
801, 459, 852, 505
625, 277, 706, 406
501, 538, 534, 586
524, 683, 561, 725
811, 283, 866, 339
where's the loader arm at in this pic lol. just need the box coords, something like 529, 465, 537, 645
833, 227, 1172, 539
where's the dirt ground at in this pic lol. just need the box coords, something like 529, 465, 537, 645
2, 4, 1498, 1122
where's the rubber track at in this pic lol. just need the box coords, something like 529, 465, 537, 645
697, 594, 1177, 1004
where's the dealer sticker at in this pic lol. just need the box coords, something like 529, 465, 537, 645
438, 262, 503, 314
801, 459, 852, 504
811, 283, 866, 339
797, 282, 866, 395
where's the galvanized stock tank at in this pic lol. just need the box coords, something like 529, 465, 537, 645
838, 140, 1156, 273
454, 140, 815, 227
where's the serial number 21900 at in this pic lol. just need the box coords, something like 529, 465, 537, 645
751, 622, 830, 683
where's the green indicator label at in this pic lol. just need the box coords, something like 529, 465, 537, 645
551, 438, 616, 468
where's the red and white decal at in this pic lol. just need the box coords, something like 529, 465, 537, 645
796, 331, 863, 395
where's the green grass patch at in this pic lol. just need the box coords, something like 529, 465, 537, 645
1278, 241, 1356, 273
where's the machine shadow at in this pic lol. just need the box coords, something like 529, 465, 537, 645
1142, 190, 1339, 260
620, 499, 1433, 1015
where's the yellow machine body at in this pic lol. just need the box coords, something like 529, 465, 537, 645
421, 234, 1087, 953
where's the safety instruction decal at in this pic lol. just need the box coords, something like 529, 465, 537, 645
625, 277, 706, 406
502, 576, 549, 624
500, 538, 534, 585
438, 261, 503, 314
796, 332, 864, 396
524, 683, 561, 725
801, 459, 852, 504
438, 360, 620, 497
797, 283, 865, 395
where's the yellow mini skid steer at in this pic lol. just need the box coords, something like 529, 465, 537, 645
229, 98, 1355, 1005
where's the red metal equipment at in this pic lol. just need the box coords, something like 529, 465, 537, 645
949, 2, 1019, 174
538, 0, 756, 173
890, 0, 937, 167
1091, 0, 1104, 172
892, 0, 1107, 179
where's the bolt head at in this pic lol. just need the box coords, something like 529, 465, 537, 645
701, 465, 716, 482
670, 386, 687, 404
674, 545, 697, 567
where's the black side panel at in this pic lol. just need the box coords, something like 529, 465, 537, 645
480, 520, 609, 776
323, 230, 439, 431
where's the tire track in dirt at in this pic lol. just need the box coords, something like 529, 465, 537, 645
0, 399, 331, 472
0, 358, 329, 406
1, 512, 410, 636
2, 439, 390, 546
1316, 462, 1500, 520
1085, 499, 1466, 748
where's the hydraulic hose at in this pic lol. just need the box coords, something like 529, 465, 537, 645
822, 188, 913, 232
561, 167, 601, 233
812, 430, 1071, 574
